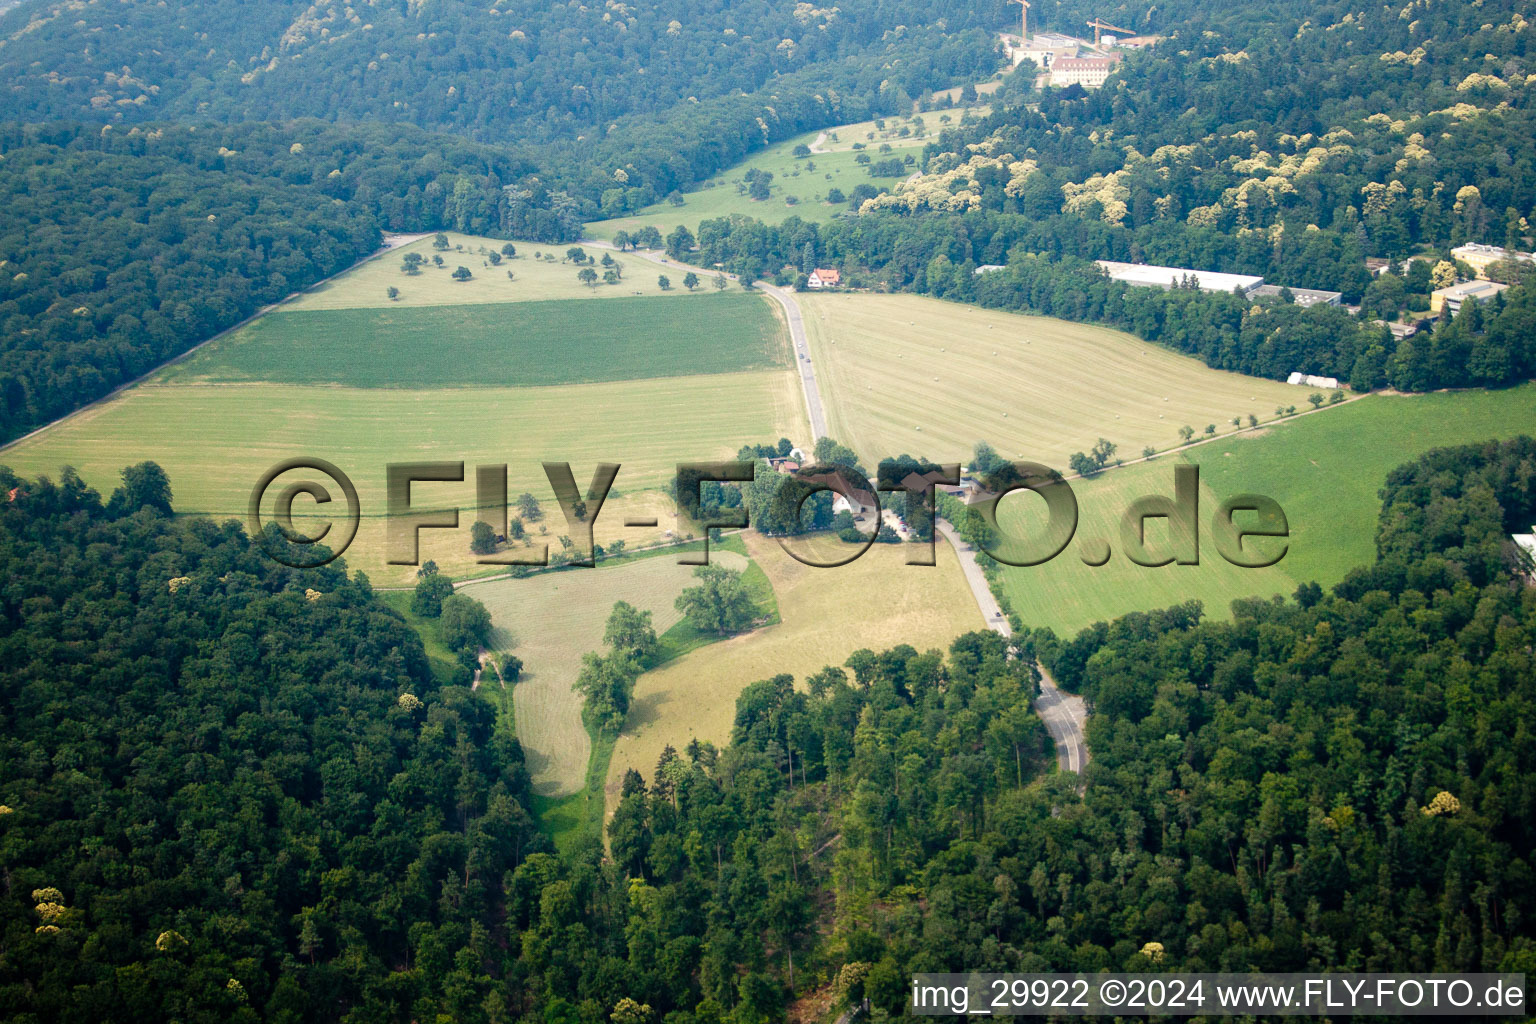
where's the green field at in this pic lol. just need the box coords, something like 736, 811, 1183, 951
288, 231, 711, 311
799, 291, 1311, 470
164, 293, 783, 388
0, 373, 809, 585
996, 385, 1536, 636
463, 547, 751, 798
586, 120, 934, 241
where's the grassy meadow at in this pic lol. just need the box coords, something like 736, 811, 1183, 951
996, 384, 1536, 636
585, 111, 980, 241
463, 548, 751, 798
287, 232, 704, 310
1, 215, 811, 586
603, 529, 985, 814
798, 291, 1310, 470
165, 293, 783, 388
0, 371, 809, 584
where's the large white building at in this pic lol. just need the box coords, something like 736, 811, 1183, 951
1431, 279, 1508, 314
1050, 54, 1121, 88
1097, 260, 1264, 293
1246, 284, 1343, 307
1002, 31, 1081, 69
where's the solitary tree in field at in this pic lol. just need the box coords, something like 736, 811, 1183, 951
566, 246, 587, 264
676, 565, 755, 635
602, 269, 620, 286
1178, 425, 1195, 442
578, 267, 599, 287
1090, 438, 1117, 468
601, 253, 615, 268
432, 254, 444, 267
452, 266, 472, 281
1248, 414, 1259, 427
683, 272, 699, 290
432, 232, 449, 250
387, 286, 399, 300
1204, 424, 1217, 435
470, 520, 497, 555
401, 252, 424, 274
488, 251, 502, 266
612, 230, 631, 251
657, 274, 671, 290
1330, 390, 1346, 404
1231, 416, 1242, 428
501, 242, 516, 257
604, 601, 658, 663
712, 273, 728, 290
516, 492, 542, 520
1308, 392, 1325, 408
1142, 446, 1157, 459
636, 225, 663, 249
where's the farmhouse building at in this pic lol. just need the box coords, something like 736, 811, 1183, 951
807, 268, 841, 289
1097, 260, 1264, 293
1431, 279, 1509, 315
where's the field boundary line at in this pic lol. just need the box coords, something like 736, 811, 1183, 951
0, 233, 428, 455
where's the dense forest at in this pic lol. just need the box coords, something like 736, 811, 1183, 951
0, 0, 998, 143
3, 432, 1533, 1020
0, 462, 544, 1021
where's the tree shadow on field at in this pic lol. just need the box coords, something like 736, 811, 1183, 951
623, 690, 668, 733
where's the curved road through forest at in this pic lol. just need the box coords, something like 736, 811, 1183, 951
935, 521, 1089, 780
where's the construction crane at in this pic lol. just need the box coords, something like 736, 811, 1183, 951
1085, 16, 1133, 45
1009, 0, 1030, 41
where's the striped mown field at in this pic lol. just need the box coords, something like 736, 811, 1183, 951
799, 291, 1310, 470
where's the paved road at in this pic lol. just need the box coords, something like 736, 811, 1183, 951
584, 240, 830, 441
754, 281, 829, 439
935, 522, 1089, 781
583, 240, 1093, 780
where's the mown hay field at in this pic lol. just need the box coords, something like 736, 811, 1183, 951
465, 549, 749, 797
604, 530, 986, 810
0, 373, 809, 585
798, 291, 1310, 470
